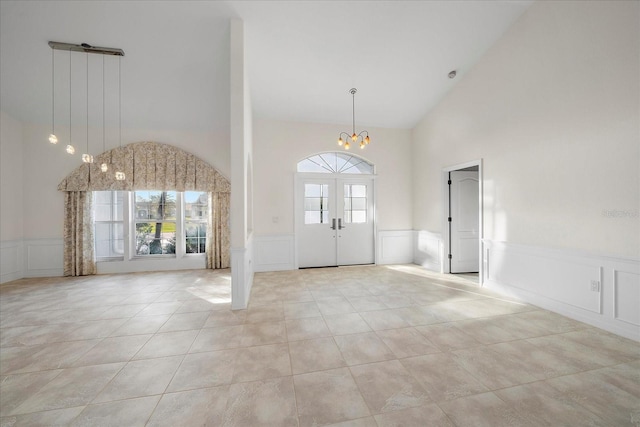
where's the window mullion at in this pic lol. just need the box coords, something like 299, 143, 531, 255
177, 192, 184, 258
125, 191, 132, 260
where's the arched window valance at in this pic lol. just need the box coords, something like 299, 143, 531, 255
57, 141, 230, 193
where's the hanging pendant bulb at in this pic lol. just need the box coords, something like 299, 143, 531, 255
115, 55, 125, 181
344, 141, 350, 150
100, 55, 108, 173
49, 49, 58, 144
365, 135, 370, 145
81, 52, 93, 164
360, 141, 365, 149
67, 49, 75, 155
338, 137, 343, 146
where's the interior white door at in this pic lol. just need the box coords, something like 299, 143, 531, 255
297, 176, 374, 268
449, 171, 479, 273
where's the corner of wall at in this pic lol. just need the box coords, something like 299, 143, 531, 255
413, 230, 443, 272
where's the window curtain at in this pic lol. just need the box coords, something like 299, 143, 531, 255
207, 191, 230, 269
63, 191, 96, 276
59, 141, 231, 273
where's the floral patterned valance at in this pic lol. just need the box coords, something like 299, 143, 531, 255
57, 141, 230, 193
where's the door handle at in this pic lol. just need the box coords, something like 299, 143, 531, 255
331, 218, 336, 230
338, 218, 346, 230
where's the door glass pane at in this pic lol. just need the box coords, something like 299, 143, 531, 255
344, 184, 367, 223
352, 211, 366, 223
304, 184, 329, 224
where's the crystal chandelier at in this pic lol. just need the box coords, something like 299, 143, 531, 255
337, 88, 370, 150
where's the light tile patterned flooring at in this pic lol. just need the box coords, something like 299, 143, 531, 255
1, 265, 639, 426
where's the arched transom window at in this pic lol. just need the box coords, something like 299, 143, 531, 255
297, 152, 374, 174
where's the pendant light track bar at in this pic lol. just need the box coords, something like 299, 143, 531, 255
48, 41, 124, 57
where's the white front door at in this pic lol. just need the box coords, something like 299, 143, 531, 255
449, 170, 479, 273
297, 176, 374, 268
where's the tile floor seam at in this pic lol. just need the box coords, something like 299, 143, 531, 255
84, 360, 129, 406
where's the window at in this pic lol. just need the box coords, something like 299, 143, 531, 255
304, 183, 329, 224
184, 191, 208, 254
94, 191, 124, 259
344, 184, 367, 223
134, 191, 177, 255
93, 190, 207, 261
297, 152, 374, 174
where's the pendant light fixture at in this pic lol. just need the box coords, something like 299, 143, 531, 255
337, 88, 370, 150
48, 48, 58, 144
114, 55, 125, 181
81, 52, 94, 164
48, 41, 124, 167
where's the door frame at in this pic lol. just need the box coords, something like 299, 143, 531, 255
441, 159, 484, 285
294, 172, 377, 269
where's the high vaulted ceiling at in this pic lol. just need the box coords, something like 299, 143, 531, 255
0, 1, 532, 133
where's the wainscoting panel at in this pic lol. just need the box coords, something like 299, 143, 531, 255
488, 242, 602, 314
413, 230, 443, 272
377, 230, 414, 265
25, 238, 64, 278
613, 269, 640, 327
1, 240, 24, 283
484, 240, 639, 341
254, 234, 295, 272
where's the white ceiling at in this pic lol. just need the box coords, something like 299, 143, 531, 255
0, 1, 532, 133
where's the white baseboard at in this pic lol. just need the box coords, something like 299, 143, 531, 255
483, 240, 639, 341
413, 230, 443, 272
254, 234, 295, 272
377, 230, 414, 265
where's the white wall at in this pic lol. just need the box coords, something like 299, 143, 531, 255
251, 119, 413, 271
412, 0, 639, 340
253, 119, 413, 235
1, 111, 25, 283
0, 111, 23, 241
413, 0, 639, 259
